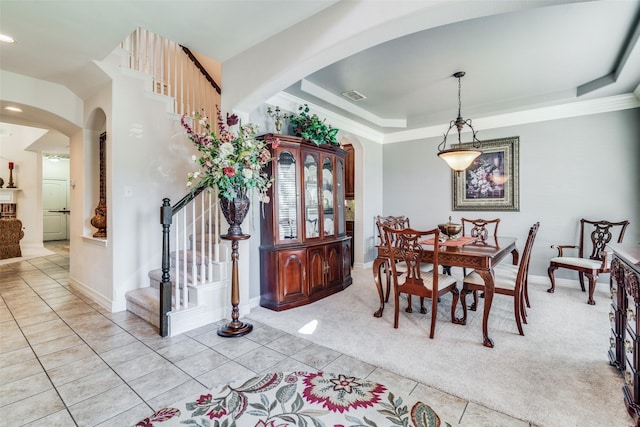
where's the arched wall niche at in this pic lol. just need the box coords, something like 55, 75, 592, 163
84, 108, 107, 238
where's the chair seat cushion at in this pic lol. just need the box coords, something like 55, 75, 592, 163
494, 264, 518, 277
550, 256, 602, 270
394, 261, 433, 273
463, 271, 516, 291
399, 272, 456, 290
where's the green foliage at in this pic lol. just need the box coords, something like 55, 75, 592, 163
288, 104, 339, 146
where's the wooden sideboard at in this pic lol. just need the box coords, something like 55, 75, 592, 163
609, 243, 640, 426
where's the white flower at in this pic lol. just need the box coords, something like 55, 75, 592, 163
219, 142, 235, 158
192, 155, 197, 162
242, 168, 253, 179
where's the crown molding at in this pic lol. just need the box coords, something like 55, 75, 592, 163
300, 79, 407, 128
383, 93, 640, 144
265, 92, 639, 145
266, 91, 386, 143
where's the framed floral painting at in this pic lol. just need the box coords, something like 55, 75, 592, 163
452, 136, 519, 211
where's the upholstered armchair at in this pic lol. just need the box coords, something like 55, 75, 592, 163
0, 218, 24, 259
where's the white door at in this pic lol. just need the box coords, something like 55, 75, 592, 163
43, 179, 69, 241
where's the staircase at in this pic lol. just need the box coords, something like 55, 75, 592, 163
116, 27, 231, 337
125, 186, 231, 337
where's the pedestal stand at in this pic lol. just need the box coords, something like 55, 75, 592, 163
217, 233, 253, 337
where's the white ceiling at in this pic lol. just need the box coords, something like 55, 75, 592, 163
1, 0, 639, 152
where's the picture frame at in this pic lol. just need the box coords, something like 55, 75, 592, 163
452, 136, 519, 211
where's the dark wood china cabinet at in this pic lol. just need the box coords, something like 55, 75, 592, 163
609, 244, 640, 426
260, 135, 352, 311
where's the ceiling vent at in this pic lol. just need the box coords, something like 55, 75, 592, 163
341, 90, 367, 102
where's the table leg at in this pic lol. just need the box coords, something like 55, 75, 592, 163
511, 248, 520, 265
372, 257, 386, 317
476, 268, 496, 348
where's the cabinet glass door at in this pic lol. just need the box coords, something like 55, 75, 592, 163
322, 157, 334, 237
276, 150, 298, 242
303, 153, 320, 239
336, 158, 345, 235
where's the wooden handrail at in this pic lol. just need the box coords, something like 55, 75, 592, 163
180, 45, 222, 95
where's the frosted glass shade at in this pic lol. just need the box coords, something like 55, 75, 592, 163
438, 148, 482, 171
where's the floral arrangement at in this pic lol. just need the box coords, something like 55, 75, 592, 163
181, 107, 279, 203
288, 104, 339, 146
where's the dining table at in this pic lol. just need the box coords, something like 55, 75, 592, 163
372, 235, 518, 348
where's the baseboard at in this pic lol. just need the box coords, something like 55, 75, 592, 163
168, 304, 227, 337
68, 276, 115, 312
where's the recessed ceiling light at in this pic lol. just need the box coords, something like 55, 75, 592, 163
341, 90, 367, 102
0, 34, 15, 43
4, 106, 22, 112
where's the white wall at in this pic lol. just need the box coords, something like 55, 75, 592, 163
382, 107, 640, 281
0, 124, 46, 248
96, 54, 202, 311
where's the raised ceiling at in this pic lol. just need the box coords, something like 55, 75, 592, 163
1, 0, 639, 151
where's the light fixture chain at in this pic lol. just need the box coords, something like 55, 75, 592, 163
458, 75, 462, 118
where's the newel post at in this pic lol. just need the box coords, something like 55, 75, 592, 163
160, 198, 172, 337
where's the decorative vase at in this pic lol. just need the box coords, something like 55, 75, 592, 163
220, 192, 250, 237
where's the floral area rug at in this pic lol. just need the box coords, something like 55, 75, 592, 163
136, 371, 449, 426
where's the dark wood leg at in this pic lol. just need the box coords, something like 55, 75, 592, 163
514, 292, 524, 336
547, 265, 557, 293
384, 262, 391, 303
578, 272, 586, 292
476, 269, 495, 348
451, 288, 463, 325
471, 290, 478, 311
373, 257, 386, 317
511, 248, 519, 265
218, 235, 252, 337
587, 274, 597, 305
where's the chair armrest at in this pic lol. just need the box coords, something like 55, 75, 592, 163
550, 244, 579, 257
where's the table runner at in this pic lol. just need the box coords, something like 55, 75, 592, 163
420, 236, 477, 247
136, 371, 449, 426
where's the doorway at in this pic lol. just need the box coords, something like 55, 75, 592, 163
43, 157, 70, 241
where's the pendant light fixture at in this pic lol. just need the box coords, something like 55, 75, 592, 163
437, 71, 481, 171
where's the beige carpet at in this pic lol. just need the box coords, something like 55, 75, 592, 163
247, 267, 630, 427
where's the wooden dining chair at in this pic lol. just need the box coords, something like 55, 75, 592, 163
384, 225, 460, 338
547, 218, 629, 305
375, 215, 434, 303
461, 217, 501, 243
460, 222, 539, 336
460, 217, 501, 310
494, 221, 540, 310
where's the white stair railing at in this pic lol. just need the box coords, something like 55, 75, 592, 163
119, 27, 221, 130
160, 186, 223, 336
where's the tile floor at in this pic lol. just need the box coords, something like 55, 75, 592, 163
0, 241, 537, 426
